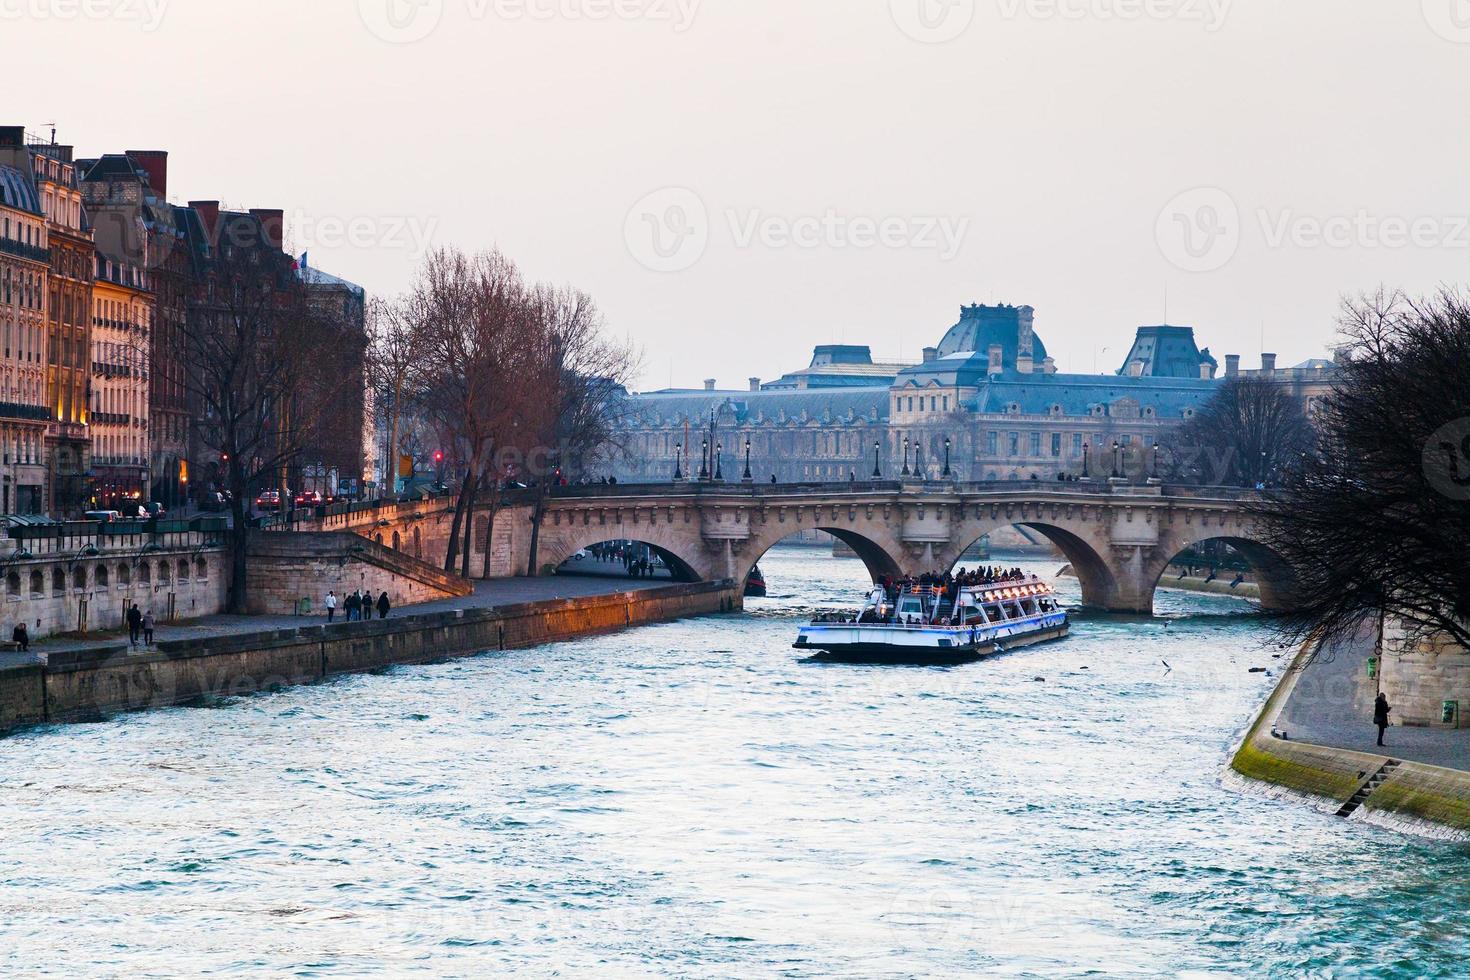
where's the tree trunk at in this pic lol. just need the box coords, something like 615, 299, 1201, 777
227, 465, 250, 615
444, 478, 469, 572
459, 472, 479, 578
526, 483, 550, 576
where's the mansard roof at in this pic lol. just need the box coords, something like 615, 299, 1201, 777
0, 165, 41, 216
623, 387, 890, 428
970, 370, 1216, 418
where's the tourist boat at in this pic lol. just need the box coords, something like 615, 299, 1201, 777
793, 576, 1069, 664
745, 564, 768, 598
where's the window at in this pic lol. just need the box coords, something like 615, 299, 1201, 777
1007, 432, 1019, 457
1073, 433, 1083, 457
986, 431, 998, 456
1121, 434, 1133, 446
1051, 433, 1062, 457
1029, 432, 1041, 456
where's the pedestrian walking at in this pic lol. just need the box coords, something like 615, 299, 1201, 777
345, 590, 361, 621
126, 603, 143, 646
1374, 693, 1392, 747
142, 611, 155, 648
325, 591, 338, 623
12, 622, 28, 653
376, 591, 391, 620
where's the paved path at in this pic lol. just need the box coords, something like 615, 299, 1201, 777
0, 575, 670, 671
1279, 625, 1470, 771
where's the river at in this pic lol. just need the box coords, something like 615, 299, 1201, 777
2, 546, 1468, 977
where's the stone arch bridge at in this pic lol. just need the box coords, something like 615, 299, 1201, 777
519, 481, 1290, 614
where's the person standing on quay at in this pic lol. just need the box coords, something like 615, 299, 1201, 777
376, 591, 391, 620
11, 622, 27, 653
325, 591, 338, 623
345, 590, 361, 622
126, 603, 143, 646
1374, 693, 1392, 747
142, 611, 155, 648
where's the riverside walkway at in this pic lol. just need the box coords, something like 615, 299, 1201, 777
1278, 628, 1470, 771
0, 575, 672, 672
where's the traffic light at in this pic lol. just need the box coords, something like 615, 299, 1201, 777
433, 451, 444, 464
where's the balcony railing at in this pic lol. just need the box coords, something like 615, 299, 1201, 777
0, 239, 49, 264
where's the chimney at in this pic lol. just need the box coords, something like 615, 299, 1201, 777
1127, 359, 1145, 377
1042, 356, 1057, 375
1225, 354, 1240, 378
988, 344, 1004, 376
704, 379, 716, 391
0, 126, 23, 148
1260, 353, 1277, 373
189, 200, 221, 243
748, 377, 761, 392
922, 346, 937, 363
1199, 362, 1214, 379
1017, 353, 1034, 375
249, 208, 285, 251
126, 150, 168, 198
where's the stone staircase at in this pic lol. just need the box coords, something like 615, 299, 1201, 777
246, 531, 472, 614
1336, 759, 1402, 818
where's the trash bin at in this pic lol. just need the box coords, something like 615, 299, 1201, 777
1367, 657, 1378, 679
1443, 700, 1459, 727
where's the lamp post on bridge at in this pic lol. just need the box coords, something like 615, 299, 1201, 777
915, 442, 924, 480
1082, 442, 1091, 481
715, 443, 724, 482
1111, 440, 1122, 481
1150, 442, 1161, 484
742, 438, 753, 483
902, 437, 911, 477
699, 438, 709, 482
943, 436, 952, 479
872, 440, 882, 480
674, 442, 683, 482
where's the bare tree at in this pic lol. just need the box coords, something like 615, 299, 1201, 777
1168, 377, 1313, 487
184, 226, 358, 613
366, 295, 424, 497
1257, 288, 1470, 652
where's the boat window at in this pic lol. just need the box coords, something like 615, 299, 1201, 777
984, 603, 1004, 622
1005, 601, 1025, 619
1039, 598, 1055, 612
1020, 599, 1038, 615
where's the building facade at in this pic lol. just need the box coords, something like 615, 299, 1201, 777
609, 303, 1329, 487
23, 139, 95, 516
0, 129, 54, 513
90, 254, 152, 506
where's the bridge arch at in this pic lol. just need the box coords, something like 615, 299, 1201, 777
739, 524, 905, 593
1146, 530, 1299, 613
536, 523, 708, 583
937, 518, 1122, 611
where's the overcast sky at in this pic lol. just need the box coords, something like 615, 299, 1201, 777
13, 0, 1470, 388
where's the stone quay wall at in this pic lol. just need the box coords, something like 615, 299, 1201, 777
0, 524, 229, 639
1378, 621, 1470, 729
0, 580, 742, 735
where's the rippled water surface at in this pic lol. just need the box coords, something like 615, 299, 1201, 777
4, 547, 1470, 977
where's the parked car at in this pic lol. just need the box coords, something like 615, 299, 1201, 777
294, 490, 323, 507
84, 510, 123, 523
143, 501, 165, 518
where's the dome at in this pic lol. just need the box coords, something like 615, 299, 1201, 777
936, 303, 1048, 367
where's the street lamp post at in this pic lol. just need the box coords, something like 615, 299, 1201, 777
1111, 441, 1122, 480
902, 437, 911, 477
872, 440, 882, 479
1082, 442, 1090, 479
699, 438, 709, 481
1151, 442, 1161, 481
674, 442, 683, 482
742, 438, 753, 482
715, 443, 724, 482
943, 436, 952, 478
915, 443, 924, 479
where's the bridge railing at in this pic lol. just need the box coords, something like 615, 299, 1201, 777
539, 479, 1264, 502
